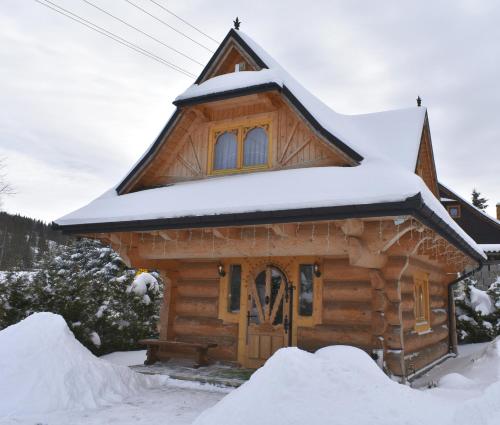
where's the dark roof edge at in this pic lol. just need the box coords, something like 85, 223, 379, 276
438, 182, 500, 230
174, 84, 364, 163
115, 109, 182, 195
173, 82, 282, 107
194, 29, 269, 85
53, 193, 483, 263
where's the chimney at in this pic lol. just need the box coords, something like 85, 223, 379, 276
497, 203, 500, 220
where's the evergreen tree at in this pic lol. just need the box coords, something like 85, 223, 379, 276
472, 188, 488, 211
0, 238, 163, 355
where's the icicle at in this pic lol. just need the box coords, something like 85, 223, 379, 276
311, 223, 315, 241
129, 233, 133, 250
296, 223, 300, 237
163, 238, 166, 257
211, 231, 215, 257
253, 226, 256, 247
189, 230, 192, 241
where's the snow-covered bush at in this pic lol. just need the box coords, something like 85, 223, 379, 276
0, 238, 163, 355
455, 277, 500, 343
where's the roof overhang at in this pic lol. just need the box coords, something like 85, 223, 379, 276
53, 193, 484, 264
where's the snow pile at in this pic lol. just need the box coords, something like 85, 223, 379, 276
470, 286, 495, 315
193, 346, 448, 425
0, 313, 165, 416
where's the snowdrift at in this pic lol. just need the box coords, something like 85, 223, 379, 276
0, 313, 164, 416
193, 346, 450, 425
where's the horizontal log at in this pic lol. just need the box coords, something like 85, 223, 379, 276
382, 257, 407, 280
298, 324, 372, 348
400, 293, 414, 312
384, 280, 401, 303
402, 310, 415, 331
176, 280, 219, 298
322, 281, 371, 302
385, 303, 401, 326
399, 275, 445, 297
323, 259, 370, 281
384, 325, 403, 350
322, 301, 372, 325
430, 295, 446, 309
405, 341, 449, 374
371, 312, 387, 335
400, 276, 414, 294
431, 309, 447, 326
429, 283, 446, 297
385, 350, 404, 376
404, 325, 448, 353
173, 316, 238, 338
176, 296, 218, 318
177, 262, 220, 279
372, 290, 387, 312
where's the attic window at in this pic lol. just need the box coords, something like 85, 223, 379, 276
447, 205, 461, 218
235, 62, 246, 72
210, 122, 270, 174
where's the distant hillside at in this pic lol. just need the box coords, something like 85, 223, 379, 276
0, 212, 69, 270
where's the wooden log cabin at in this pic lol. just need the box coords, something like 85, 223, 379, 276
54, 28, 486, 380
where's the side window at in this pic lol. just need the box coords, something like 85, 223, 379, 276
447, 205, 461, 218
228, 265, 242, 313
214, 131, 238, 170
299, 264, 314, 316
414, 273, 430, 332
243, 127, 268, 167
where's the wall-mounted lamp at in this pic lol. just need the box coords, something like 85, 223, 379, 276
217, 263, 226, 277
313, 262, 321, 278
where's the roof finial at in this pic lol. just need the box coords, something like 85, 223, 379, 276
416, 96, 422, 107
233, 17, 241, 30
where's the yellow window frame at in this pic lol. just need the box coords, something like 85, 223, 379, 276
414, 272, 430, 333
208, 119, 272, 175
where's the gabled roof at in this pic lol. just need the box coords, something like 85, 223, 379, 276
116, 29, 427, 194
54, 29, 486, 262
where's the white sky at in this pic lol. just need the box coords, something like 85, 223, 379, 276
1, 0, 499, 222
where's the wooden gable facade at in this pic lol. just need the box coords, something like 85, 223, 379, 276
57, 29, 483, 381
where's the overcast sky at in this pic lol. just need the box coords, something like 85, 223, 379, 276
1, 0, 499, 222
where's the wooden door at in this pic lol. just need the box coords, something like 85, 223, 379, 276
246, 266, 291, 368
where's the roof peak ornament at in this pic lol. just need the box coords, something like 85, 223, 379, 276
417, 96, 422, 107
233, 17, 241, 30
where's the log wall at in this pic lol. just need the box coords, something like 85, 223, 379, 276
165, 261, 239, 361
297, 258, 373, 352
401, 256, 450, 375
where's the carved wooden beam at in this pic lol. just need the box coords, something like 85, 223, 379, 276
347, 237, 387, 269
340, 219, 364, 237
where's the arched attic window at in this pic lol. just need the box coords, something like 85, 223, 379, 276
210, 122, 270, 174
243, 127, 268, 167
214, 130, 238, 171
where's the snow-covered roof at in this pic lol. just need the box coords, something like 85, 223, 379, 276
176, 30, 427, 171
54, 29, 486, 262
439, 183, 500, 227
480, 244, 500, 253
55, 163, 485, 260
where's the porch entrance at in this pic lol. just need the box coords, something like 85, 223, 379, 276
246, 265, 292, 368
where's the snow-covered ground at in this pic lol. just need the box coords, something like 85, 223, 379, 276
2, 313, 500, 425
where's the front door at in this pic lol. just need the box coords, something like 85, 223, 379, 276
246, 266, 292, 368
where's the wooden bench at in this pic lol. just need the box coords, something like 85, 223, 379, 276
138, 339, 218, 368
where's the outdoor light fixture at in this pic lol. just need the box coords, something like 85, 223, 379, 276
313, 262, 321, 278
217, 263, 226, 277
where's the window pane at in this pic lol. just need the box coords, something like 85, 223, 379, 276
214, 131, 238, 170
299, 265, 314, 316
228, 265, 241, 313
243, 127, 268, 166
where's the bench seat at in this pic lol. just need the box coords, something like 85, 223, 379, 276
138, 339, 218, 368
